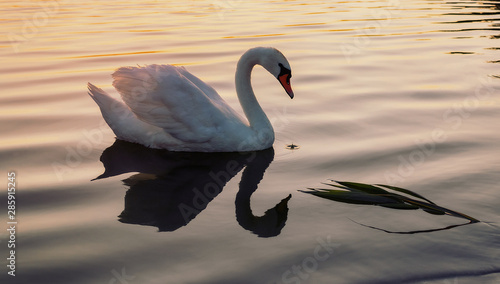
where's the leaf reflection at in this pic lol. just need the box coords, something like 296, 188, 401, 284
301, 180, 479, 234
93, 140, 291, 237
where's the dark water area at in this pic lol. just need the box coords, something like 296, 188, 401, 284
1, 0, 499, 283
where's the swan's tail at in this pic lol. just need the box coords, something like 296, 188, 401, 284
87, 82, 131, 118
87, 82, 136, 134
87, 82, 163, 147
88, 83, 117, 108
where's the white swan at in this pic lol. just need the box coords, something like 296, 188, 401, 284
87, 47, 293, 152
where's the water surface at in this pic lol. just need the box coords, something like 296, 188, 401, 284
1, 0, 500, 283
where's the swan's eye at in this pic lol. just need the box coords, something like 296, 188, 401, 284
278, 63, 292, 83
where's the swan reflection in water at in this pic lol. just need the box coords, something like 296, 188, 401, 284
93, 140, 291, 237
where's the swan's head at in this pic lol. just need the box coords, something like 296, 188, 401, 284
256, 47, 294, 99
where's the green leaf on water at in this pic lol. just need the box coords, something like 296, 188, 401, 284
332, 180, 389, 195
400, 196, 479, 222
379, 203, 420, 210
301, 180, 480, 225
375, 184, 435, 204
300, 189, 402, 205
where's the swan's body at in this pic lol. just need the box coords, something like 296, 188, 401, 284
88, 47, 293, 152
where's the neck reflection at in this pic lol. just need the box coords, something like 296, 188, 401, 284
94, 140, 291, 237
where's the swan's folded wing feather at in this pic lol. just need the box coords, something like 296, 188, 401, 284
112, 64, 231, 143
175, 66, 245, 119
176, 66, 221, 101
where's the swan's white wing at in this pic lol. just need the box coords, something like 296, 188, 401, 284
175, 66, 241, 117
175, 66, 221, 101
112, 64, 242, 143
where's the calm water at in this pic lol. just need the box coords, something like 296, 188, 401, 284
1, 0, 500, 283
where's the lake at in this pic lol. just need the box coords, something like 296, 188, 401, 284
1, 0, 500, 283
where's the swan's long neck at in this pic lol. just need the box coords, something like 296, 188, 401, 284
235, 49, 273, 132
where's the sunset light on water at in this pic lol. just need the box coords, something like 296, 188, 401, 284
1, 1, 500, 283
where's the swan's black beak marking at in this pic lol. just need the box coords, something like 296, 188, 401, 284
278, 63, 294, 99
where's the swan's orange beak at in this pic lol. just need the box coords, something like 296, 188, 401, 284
278, 73, 294, 99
